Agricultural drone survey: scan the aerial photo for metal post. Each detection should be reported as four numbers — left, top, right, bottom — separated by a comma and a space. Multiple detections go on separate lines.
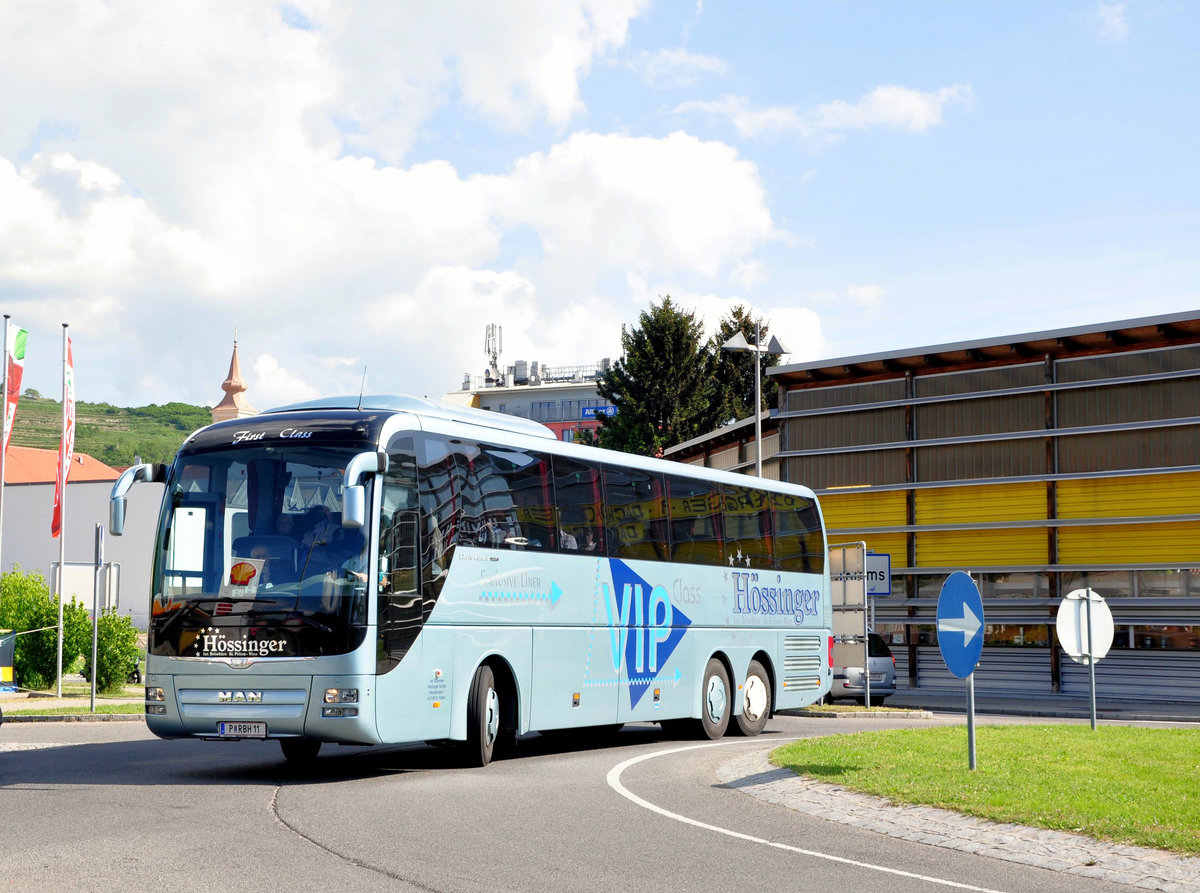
1085, 591, 1097, 731
967, 672, 977, 770
753, 321, 762, 477
0, 315, 9, 574
90, 524, 103, 712
56, 324, 67, 697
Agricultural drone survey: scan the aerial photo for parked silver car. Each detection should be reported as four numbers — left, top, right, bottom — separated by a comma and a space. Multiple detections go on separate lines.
828, 631, 896, 706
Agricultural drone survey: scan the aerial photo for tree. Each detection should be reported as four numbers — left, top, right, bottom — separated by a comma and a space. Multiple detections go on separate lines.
594, 296, 722, 456
711, 304, 782, 424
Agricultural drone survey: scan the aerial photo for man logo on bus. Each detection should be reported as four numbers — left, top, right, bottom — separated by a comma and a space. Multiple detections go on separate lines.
604, 559, 691, 708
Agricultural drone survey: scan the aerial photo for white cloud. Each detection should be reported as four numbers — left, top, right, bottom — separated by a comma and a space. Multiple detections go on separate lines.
674, 85, 974, 142
846, 285, 885, 307
491, 130, 779, 289
1094, 3, 1130, 42
630, 48, 729, 87
252, 354, 323, 407
813, 85, 974, 134
674, 95, 809, 139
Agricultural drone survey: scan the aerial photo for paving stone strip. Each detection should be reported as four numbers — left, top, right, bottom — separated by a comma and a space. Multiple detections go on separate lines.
717, 748, 1200, 893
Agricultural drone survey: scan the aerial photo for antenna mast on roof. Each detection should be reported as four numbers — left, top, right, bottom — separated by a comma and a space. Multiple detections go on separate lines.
485, 323, 503, 381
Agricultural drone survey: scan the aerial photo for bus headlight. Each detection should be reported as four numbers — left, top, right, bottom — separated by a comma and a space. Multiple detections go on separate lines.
322, 706, 359, 718
324, 688, 358, 704
146, 686, 165, 701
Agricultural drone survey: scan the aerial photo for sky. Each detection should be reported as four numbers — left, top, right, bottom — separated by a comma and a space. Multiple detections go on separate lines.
1, 1, 1197, 411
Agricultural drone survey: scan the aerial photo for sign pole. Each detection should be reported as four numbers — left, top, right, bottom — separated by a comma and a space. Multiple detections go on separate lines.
937, 571, 985, 771
90, 524, 103, 712
966, 672, 976, 770
1085, 591, 1097, 731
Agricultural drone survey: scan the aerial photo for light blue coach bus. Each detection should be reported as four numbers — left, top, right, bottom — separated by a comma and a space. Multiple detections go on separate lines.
110, 396, 832, 765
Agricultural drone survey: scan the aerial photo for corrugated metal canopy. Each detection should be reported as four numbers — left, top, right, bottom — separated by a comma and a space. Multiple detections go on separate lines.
771, 310, 1200, 386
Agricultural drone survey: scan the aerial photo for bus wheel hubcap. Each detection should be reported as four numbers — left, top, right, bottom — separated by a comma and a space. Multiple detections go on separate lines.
705, 675, 727, 724
744, 676, 767, 722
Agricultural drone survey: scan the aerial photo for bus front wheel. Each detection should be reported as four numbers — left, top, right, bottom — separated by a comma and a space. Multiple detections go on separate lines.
464, 665, 499, 767
734, 659, 771, 736
699, 657, 731, 740
280, 737, 321, 764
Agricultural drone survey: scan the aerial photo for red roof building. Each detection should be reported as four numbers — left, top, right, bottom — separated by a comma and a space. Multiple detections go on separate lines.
3, 446, 120, 485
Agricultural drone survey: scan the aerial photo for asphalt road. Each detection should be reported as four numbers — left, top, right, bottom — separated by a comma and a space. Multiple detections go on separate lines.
0, 714, 1142, 892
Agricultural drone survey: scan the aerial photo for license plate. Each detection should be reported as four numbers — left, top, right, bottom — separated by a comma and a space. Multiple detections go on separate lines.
217, 721, 267, 738
869, 673, 884, 683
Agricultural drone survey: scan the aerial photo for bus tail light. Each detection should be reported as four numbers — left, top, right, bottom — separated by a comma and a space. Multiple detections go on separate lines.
827, 636, 834, 668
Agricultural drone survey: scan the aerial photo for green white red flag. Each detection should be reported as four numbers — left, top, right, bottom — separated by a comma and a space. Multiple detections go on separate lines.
51, 337, 75, 538
3, 324, 27, 456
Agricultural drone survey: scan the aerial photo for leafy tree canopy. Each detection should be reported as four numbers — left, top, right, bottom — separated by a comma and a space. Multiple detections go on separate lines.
594, 296, 722, 456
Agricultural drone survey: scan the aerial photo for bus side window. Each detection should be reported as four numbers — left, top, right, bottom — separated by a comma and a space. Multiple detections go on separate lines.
722, 484, 773, 569
666, 474, 724, 566
771, 492, 825, 574
603, 466, 667, 562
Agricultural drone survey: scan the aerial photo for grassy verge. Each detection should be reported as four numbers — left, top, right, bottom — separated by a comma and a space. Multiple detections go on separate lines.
772, 725, 1200, 855
2, 703, 144, 716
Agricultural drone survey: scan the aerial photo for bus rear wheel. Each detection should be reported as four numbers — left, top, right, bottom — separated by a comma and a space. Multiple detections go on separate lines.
734, 659, 771, 736
280, 737, 321, 764
463, 665, 499, 767
699, 657, 731, 740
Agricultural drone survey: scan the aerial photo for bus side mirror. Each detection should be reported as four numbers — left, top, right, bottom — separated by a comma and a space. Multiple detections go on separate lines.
342, 451, 389, 529
109, 463, 166, 536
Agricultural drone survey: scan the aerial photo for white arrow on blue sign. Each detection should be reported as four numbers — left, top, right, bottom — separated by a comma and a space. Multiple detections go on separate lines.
937, 571, 985, 679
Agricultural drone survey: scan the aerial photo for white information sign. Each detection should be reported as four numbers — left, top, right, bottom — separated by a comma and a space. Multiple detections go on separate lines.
1056, 588, 1115, 663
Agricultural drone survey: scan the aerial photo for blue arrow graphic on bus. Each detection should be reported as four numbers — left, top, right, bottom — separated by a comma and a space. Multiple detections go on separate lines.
480, 581, 563, 606
937, 604, 982, 644
607, 560, 691, 709
583, 668, 683, 689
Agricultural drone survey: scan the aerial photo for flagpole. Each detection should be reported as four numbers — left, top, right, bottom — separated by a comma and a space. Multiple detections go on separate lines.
0, 315, 8, 574
56, 324, 68, 697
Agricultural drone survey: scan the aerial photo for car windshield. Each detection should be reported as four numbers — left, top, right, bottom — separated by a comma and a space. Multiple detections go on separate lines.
148, 443, 371, 659
867, 633, 892, 658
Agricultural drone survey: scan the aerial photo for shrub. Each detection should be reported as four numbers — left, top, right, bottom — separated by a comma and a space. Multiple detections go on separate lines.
0, 567, 100, 690
83, 608, 140, 693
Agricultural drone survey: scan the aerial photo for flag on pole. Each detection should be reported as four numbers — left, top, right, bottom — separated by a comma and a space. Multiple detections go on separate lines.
3, 324, 27, 456
51, 338, 75, 538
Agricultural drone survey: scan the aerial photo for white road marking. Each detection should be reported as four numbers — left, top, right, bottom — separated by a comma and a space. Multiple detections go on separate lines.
606, 740, 1010, 893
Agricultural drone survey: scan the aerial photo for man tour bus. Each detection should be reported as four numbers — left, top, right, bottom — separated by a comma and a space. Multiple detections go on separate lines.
110, 396, 832, 765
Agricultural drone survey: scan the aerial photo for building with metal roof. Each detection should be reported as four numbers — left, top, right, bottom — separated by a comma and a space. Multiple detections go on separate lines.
667, 310, 1200, 703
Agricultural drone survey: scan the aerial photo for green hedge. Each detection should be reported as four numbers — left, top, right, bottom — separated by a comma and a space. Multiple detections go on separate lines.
0, 567, 128, 691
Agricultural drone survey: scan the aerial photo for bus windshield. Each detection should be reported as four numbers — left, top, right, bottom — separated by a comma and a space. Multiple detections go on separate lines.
148, 443, 372, 659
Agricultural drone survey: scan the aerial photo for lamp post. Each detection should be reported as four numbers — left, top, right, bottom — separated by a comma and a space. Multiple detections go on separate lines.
722, 321, 789, 477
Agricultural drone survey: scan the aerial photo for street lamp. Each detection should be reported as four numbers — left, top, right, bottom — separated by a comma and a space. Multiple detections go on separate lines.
722, 321, 789, 477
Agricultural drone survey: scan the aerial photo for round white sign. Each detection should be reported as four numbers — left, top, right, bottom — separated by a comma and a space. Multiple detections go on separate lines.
1055, 588, 1115, 663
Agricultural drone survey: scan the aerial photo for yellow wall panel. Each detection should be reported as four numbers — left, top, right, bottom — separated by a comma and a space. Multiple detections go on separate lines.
1057, 473, 1200, 520
819, 490, 906, 528
826, 532, 907, 561
1057, 521, 1200, 564
915, 482, 1046, 525
916, 528, 1048, 567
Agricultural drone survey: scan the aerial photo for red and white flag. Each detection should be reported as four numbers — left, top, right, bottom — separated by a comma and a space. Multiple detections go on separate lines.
3, 323, 27, 456
51, 338, 75, 538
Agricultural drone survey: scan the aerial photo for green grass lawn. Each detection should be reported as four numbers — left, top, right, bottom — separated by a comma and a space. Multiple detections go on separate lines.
772, 725, 1200, 855
2, 703, 143, 716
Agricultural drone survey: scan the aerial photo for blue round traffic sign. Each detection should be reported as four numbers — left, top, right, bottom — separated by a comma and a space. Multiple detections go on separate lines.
936, 571, 985, 679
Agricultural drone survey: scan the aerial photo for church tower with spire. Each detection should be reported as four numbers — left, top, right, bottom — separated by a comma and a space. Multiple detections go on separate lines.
211, 340, 258, 424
